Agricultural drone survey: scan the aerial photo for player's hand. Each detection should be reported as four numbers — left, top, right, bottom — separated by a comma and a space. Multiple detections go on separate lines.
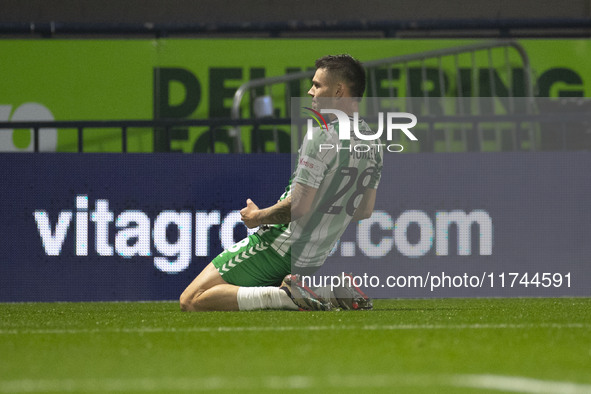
240, 198, 261, 228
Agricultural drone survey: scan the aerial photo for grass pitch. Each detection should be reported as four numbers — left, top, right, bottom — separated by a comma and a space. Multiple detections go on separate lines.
1, 298, 590, 393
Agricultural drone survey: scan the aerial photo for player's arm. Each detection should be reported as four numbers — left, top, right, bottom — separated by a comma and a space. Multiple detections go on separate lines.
351, 188, 377, 222
240, 183, 317, 228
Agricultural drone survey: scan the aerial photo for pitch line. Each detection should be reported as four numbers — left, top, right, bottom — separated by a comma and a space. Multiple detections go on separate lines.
0, 322, 588, 335
454, 374, 591, 394
1, 374, 591, 393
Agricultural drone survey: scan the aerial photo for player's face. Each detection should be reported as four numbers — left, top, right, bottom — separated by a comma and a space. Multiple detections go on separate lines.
308, 68, 338, 110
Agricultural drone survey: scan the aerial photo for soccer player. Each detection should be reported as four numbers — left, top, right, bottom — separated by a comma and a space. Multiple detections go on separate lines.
180, 54, 382, 311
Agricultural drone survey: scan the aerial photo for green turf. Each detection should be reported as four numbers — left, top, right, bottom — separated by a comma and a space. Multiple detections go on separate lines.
1, 298, 590, 393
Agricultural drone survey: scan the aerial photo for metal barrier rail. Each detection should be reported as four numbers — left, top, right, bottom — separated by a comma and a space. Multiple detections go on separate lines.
232, 40, 534, 153
2, 18, 591, 37
0, 118, 291, 153
232, 40, 532, 118
2, 112, 590, 153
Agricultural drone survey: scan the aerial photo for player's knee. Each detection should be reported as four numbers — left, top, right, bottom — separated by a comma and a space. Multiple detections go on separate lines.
180, 286, 209, 312
179, 289, 197, 312
179, 294, 190, 311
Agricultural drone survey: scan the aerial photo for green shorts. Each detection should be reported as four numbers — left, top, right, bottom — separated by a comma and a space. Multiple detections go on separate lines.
212, 231, 290, 287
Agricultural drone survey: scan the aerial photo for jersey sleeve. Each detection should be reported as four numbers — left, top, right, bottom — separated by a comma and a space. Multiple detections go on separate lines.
292, 127, 335, 189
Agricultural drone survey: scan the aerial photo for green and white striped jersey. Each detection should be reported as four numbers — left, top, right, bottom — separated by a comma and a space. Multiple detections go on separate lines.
263, 116, 383, 270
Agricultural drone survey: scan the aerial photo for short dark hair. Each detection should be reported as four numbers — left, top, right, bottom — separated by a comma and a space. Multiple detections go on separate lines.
315, 54, 366, 97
